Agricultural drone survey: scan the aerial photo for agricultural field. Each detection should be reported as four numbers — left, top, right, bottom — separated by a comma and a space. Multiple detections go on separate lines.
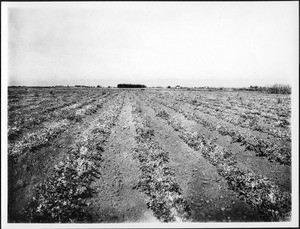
7, 87, 292, 223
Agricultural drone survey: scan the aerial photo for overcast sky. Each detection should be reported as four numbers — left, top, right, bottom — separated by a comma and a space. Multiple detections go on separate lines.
7, 2, 299, 87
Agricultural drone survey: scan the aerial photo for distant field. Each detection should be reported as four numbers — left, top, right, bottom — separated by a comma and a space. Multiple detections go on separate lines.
7, 87, 291, 223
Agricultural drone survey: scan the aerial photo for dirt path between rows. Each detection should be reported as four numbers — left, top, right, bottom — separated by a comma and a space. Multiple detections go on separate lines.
135, 94, 260, 222
87, 94, 158, 223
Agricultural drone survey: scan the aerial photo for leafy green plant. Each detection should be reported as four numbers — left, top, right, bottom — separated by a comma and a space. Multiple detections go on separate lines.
156, 110, 170, 120
23, 151, 100, 223
133, 110, 191, 222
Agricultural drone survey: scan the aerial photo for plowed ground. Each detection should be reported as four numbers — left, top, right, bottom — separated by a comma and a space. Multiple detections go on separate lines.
7, 88, 291, 223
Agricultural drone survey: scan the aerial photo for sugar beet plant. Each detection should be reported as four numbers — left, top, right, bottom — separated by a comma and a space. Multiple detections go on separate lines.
22, 144, 101, 223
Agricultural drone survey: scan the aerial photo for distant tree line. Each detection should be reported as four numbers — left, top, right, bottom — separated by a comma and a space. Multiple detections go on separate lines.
75, 85, 95, 88
117, 84, 146, 88
248, 84, 291, 94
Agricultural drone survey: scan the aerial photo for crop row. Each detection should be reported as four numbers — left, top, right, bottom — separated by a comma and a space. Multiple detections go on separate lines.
8, 87, 107, 111
150, 103, 291, 221
216, 126, 290, 165
8, 91, 76, 112
172, 91, 289, 138
148, 90, 290, 139
8, 91, 114, 141
8, 89, 104, 116
131, 100, 191, 222
8, 92, 117, 167
189, 101, 290, 139
158, 90, 290, 122
8, 94, 111, 218
192, 92, 289, 121
20, 93, 125, 223
143, 94, 291, 166
188, 100, 290, 139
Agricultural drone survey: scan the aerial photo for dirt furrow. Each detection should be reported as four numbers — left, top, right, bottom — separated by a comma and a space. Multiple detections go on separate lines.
87, 93, 157, 223
130, 98, 191, 222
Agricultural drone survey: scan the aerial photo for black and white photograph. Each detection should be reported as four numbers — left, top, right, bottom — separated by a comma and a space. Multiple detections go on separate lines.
1, 1, 299, 228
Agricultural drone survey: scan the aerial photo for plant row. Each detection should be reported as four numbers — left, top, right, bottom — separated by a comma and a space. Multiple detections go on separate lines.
8, 88, 95, 120
153, 90, 290, 121
8, 93, 116, 166
151, 105, 291, 221
144, 95, 291, 166
20, 93, 125, 223
189, 100, 290, 139
131, 101, 191, 222
147, 90, 290, 139
8, 91, 114, 141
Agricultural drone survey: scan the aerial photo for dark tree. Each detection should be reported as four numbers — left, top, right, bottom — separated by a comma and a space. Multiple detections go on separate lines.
117, 84, 146, 88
